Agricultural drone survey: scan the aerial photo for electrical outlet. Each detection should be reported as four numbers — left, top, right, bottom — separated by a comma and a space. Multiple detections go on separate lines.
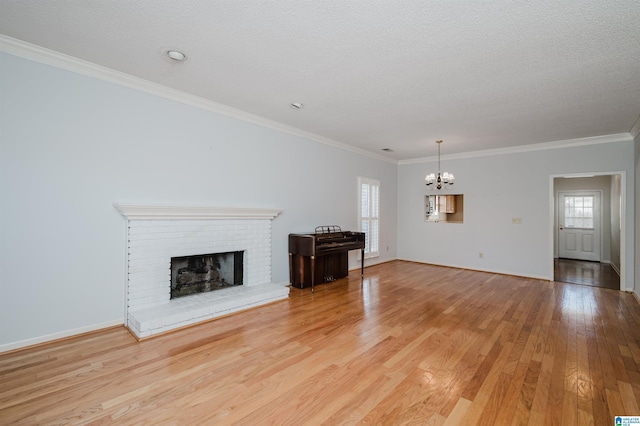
512, 217, 522, 225
479, 252, 484, 259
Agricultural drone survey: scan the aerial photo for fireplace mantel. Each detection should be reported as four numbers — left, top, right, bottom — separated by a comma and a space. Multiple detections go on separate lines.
114, 203, 282, 220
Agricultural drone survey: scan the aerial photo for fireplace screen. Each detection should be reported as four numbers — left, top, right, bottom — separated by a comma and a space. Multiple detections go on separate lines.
170, 251, 244, 299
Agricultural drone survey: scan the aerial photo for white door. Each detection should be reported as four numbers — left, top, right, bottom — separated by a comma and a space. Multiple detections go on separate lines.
558, 191, 601, 261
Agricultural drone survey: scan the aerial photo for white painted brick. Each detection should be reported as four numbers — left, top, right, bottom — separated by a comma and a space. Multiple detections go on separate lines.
125, 215, 279, 337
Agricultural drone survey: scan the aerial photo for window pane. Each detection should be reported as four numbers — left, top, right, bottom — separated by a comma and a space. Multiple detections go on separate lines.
372, 185, 379, 217
371, 220, 379, 252
584, 196, 593, 207
564, 195, 595, 229
361, 184, 369, 217
359, 177, 380, 258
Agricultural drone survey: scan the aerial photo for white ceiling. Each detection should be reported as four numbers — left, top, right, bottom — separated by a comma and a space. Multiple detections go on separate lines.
1, 1, 639, 160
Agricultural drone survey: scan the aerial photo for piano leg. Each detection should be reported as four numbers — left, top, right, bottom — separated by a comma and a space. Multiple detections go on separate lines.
361, 249, 365, 279
311, 255, 316, 293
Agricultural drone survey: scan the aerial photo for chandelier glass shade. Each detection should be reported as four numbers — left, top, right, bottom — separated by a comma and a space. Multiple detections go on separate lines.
425, 140, 454, 190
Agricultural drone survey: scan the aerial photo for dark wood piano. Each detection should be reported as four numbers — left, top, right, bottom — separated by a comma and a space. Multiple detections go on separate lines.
289, 226, 365, 292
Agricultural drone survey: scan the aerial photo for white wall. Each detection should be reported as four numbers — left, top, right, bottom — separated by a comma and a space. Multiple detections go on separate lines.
0, 53, 398, 349
635, 131, 640, 297
397, 141, 635, 287
610, 174, 622, 272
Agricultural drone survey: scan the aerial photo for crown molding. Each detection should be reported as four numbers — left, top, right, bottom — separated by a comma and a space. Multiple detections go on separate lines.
0, 35, 396, 165
114, 204, 282, 220
3, 35, 634, 166
398, 133, 634, 165
630, 114, 640, 139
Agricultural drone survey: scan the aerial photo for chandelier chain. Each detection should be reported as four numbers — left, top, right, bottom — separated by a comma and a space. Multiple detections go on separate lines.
425, 139, 454, 190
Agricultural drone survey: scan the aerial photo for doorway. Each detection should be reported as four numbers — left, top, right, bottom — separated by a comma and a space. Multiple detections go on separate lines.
552, 174, 623, 290
557, 191, 602, 261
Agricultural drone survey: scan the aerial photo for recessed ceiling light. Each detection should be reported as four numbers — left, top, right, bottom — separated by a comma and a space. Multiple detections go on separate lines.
381, 148, 394, 152
290, 102, 304, 109
167, 50, 186, 61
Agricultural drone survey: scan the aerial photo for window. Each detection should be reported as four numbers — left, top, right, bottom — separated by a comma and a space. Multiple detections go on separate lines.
564, 195, 594, 229
358, 177, 379, 258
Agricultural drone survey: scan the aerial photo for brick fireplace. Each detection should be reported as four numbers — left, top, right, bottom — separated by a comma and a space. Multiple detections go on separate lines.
114, 204, 289, 339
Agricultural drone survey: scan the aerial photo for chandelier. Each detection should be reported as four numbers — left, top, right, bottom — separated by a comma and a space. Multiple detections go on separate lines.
425, 140, 454, 190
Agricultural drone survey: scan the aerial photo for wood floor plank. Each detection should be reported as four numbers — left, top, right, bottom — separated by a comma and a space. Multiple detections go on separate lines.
526, 318, 559, 426
545, 312, 568, 425
512, 359, 541, 425
442, 397, 472, 426
605, 388, 626, 420
618, 380, 640, 414
1, 260, 640, 425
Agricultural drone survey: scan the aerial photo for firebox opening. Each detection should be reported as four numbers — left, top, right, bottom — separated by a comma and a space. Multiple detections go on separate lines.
170, 251, 244, 299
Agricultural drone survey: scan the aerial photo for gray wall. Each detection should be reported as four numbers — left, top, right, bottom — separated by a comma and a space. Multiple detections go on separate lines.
610, 174, 622, 272
0, 53, 398, 349
397, 142, 635, 286
635, 130, 640, 295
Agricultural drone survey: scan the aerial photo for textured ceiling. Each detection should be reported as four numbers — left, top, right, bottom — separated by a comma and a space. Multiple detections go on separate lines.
1, 1, 639, 160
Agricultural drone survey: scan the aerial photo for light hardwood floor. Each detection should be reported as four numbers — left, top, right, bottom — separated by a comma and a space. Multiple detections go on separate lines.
2, 261, 640, 425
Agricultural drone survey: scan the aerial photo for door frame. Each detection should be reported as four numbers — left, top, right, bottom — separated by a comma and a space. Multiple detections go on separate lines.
548, 171, 626, 291
556, 189, 603, 261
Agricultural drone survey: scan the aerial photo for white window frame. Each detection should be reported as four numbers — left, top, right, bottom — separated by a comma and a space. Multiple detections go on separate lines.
358, 177, 380, 259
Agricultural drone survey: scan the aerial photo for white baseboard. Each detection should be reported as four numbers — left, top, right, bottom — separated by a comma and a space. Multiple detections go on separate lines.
349, 257, 398, 271
398, 258, 551, 281
0, 319, 124, 354
610, 262, 621, 277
